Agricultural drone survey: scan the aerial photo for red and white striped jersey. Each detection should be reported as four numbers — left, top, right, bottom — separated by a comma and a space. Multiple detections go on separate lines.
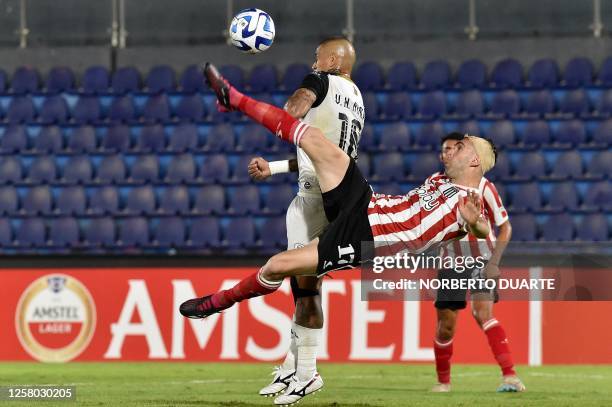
367, 173, 484, 254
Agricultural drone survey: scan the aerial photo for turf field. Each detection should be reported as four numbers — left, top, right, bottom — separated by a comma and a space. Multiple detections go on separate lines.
1, 362, 611, 406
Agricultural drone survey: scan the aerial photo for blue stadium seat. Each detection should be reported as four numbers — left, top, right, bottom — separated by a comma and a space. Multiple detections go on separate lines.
230, 155, 254, 183
228, 185, 260, 215
525, 90, 555, 117
248, 64, 278, 92
374, 183, 402, 195
415, 121, 444, 149
63, 155, 93, 184
592, 119, 612, 145
68, 125, 97, 153
458, 120, 481, 136
73, 96, 102, 124
487, 152, 510, 181
554, 120, 586, 146
563, 57, 593, 87
421, 60, 451, 90
137, 124, 166, 152
108, 95, 136, 122
236, 124, 269, 152
28, 156, 57, 183
145, 65, 176, 93
510, 182, 542, 212
456, 59, 487, 89
0, 156, 23, 183
0, 218, 12, 246
418, 91, 446, 118
143, 94, 171, 122
82, 66, 110, 94
159, 186, 190, 215
281, 63, 310, 91
224, 217, 256, 249
0, 186, 18, 215
259, 216, 287, 251
359, 123, 376, 151
488, 120, 515, 148
39, 95, 69, 124
119, 217, 150, 246
205, 123, 235, 152
357, 153, 370, 177
490, 90, 520, 117
168, 123, 198, 152
578, 214, 609, 241
11, 66, 40, 94
193, 185, 225, 214
354, 62, 384, 91
541, 213, 574, 241
363, 92, 379, 121
491, 58, 523, 88
56, 186, 87, 215
219, 65, 245, 91
22, 186, 53, 215
371, 152, 405, 181
15, 218, 46, 247
383, 92, 413, 119
596, 89, 612, 116
586, 151, 612, 179
379, 122, 411, 151
96, 155, 127, 183
130, 155, 159, 183
49, 217, 80, 247
527, 59, 560, 88
179, 65, 205, 93
89, 186, 119, 214
175, 94, 205, 121
409, 153, 440, 180
46, 67, 75, 93
583, 181, 611, 211
188, 217, 220, 247
551, 151, 583, 179
599, 57, 612, 86
514, 151, 547, 180
510, 214, 537, 241
85, 217, 115, 247
547, 181, 579, 211
263, 184, 294, 214
166, 153, 197, 183
521, 120, 550, 146
387, 62, 417, 91
126, 186, 156, 215
7, 96, 36, 123
33, 125, 64, 153
559, 89, 591, 116
154, 217, 185, 247
1, 125, 28, 153
111, 66, 141, 94
455, 89, 484, 118
101, 124, 131, 152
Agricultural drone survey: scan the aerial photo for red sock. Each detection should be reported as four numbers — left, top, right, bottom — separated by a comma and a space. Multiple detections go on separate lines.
228, 87, 309, 145
211, 268, 282, 309
483, 318, 516, 376
433, 338, 453, 384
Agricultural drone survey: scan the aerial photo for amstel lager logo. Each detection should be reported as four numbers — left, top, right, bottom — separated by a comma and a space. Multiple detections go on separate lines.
15, 274, 96, 362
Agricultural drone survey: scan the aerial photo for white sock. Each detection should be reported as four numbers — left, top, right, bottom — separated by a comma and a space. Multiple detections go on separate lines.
294, 322, 321, 381
280, 326, 297, 372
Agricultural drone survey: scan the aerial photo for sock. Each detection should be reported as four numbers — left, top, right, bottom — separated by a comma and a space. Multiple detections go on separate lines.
433, 338, 453, 384
280, 320, 298, 372
482, 318, 516, 377
294, 322, 321, 381
228, 86, 309, 145
210, 268, 282, 309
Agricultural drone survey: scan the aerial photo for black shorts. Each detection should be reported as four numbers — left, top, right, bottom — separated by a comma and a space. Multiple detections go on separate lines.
316, 159, 373, 276
434, 264, 499, 310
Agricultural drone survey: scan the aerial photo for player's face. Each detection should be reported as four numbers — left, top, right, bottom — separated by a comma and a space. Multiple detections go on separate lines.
312, 45, 336, 73
441, 139, 478, 178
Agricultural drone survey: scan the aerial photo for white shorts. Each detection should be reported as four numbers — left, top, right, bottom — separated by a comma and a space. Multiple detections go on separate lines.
286, 195, 329, 249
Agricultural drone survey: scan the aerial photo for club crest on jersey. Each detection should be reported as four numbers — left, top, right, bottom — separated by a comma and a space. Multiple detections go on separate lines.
415, 186, 441, 211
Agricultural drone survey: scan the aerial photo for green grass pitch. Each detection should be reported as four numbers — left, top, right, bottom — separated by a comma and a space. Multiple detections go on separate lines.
1, 362, 611, 406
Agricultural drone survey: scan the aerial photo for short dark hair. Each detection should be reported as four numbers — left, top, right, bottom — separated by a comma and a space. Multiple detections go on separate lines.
440, 132, 498, 161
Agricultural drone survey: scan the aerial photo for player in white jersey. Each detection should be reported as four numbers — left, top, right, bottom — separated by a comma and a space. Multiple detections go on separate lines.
430, 133, 524, 393
247, 37, 364, 405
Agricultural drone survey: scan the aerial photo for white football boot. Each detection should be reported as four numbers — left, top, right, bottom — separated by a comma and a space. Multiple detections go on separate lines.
274, 373, 323, 406
430, 382, 451, 392
259, 366, 296, 397
497, 375, 526, 392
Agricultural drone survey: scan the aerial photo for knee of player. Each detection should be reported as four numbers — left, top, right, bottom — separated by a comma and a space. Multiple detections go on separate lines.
472, 308, 492, 326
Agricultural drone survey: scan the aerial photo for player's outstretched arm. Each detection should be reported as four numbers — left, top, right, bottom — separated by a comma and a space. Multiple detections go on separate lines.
285, 88, 317, 119
458, 191, 490, 239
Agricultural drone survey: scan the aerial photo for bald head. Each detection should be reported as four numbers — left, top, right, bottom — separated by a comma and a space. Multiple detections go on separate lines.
312, 37, 356, 76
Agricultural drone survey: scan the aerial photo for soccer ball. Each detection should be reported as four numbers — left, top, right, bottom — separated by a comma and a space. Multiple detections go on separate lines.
229, 8, 275, 54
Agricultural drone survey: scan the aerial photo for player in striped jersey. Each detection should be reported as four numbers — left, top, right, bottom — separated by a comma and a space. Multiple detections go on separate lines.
430, 133, 524, 393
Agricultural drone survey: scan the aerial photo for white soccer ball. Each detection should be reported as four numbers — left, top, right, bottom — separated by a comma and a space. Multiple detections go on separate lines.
229, 8, 275, 54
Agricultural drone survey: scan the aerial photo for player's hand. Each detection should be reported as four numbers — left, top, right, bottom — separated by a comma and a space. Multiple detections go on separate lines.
458, 190, 482, 227
248, 157, 271, 181
484, 262, 500, 279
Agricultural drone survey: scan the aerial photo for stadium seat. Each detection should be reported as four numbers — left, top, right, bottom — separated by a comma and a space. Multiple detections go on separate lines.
490, 89, 520, 117
415, 121, 444, 149
67, 126, 97, 153
125, 186, 157, 215
592, 119, 612, 145
39, 95, 70, 124
159, 185, 190, 215
547, 181, 579, 211
48, 217, 80, 247
375, 183, 402, 195
219, 65, 245, 91
96, 155, 127, 184
510, 182, 542, 212
63, 155, 94, 184
490, 58, 523, 88
168, 123, 199, 152
101, 124, 131, 152
119, 217, 150, 246
33, 125, 64, 153
354, 61, 384, 91
45, 67, 75, 93
378, 122, 411, 151
85, 217, 116, 247
541, 213, 575, 241
179, 65, 205, 93
359, 123, 377, 151
154, 217, 185, 247
551, 151, 583, 179
73, 96, 102, 124
205, 123, 235, 152
387, 62, 417, 91
11, 66, 40, 94
56, 186, 87, 215
166, 153, 197, 183
455, 89, 484, 118
7, 96, 36, 123
230, 155, 254, 183
15, 218, 46, 247
0, 156, 23, 183
521, 120, 551, 146
577, 214, 609, 241
554, 120, 586, 146
281, 63, 311, 91
456, 59, 487, 89
514, 151, 547, 180
363, 92, 380, 121
259, 216, 287, 251
193, 185, 225, 214
421, 60, 451, 90
143, 94, 171, 122
418, 91, 446, 118
111, 66, 141, 94
488, 120, 515, 148
175, 94, 205, 121
188, 217, 220, 247
598, 57, 612, 86
263, 184, 295, 214
228, 185, 260, 215
563, 57, 593, 87
236, 124, 269, 152
586, 151, 612, 179
248, 64, 278, 92
409, 153, 440, 180
0, 186, 18, 215
509, 213, 537, 241
371, 152, 405, 181
145, 65, 176, 93
82, 66, 110, 94
0, 125, 28, 153
486, 152, 510, 181
22, 186, 53, 215
0, 218, 13, 246
559, 89, 591, 116
356, 153, 370, 177
108, 95, 136, 122
224, 217, 256, 249
527, 59, 560, 88
28, 156, 57, 183
89, 186, 119, 214
130, 155, 159, 183
137, 124, 166, 152
457, 120, 481, 136
583, 181, 611, 210
525, 90, 555, 117
596, 89, 612, 116
383, 92, 413, 119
